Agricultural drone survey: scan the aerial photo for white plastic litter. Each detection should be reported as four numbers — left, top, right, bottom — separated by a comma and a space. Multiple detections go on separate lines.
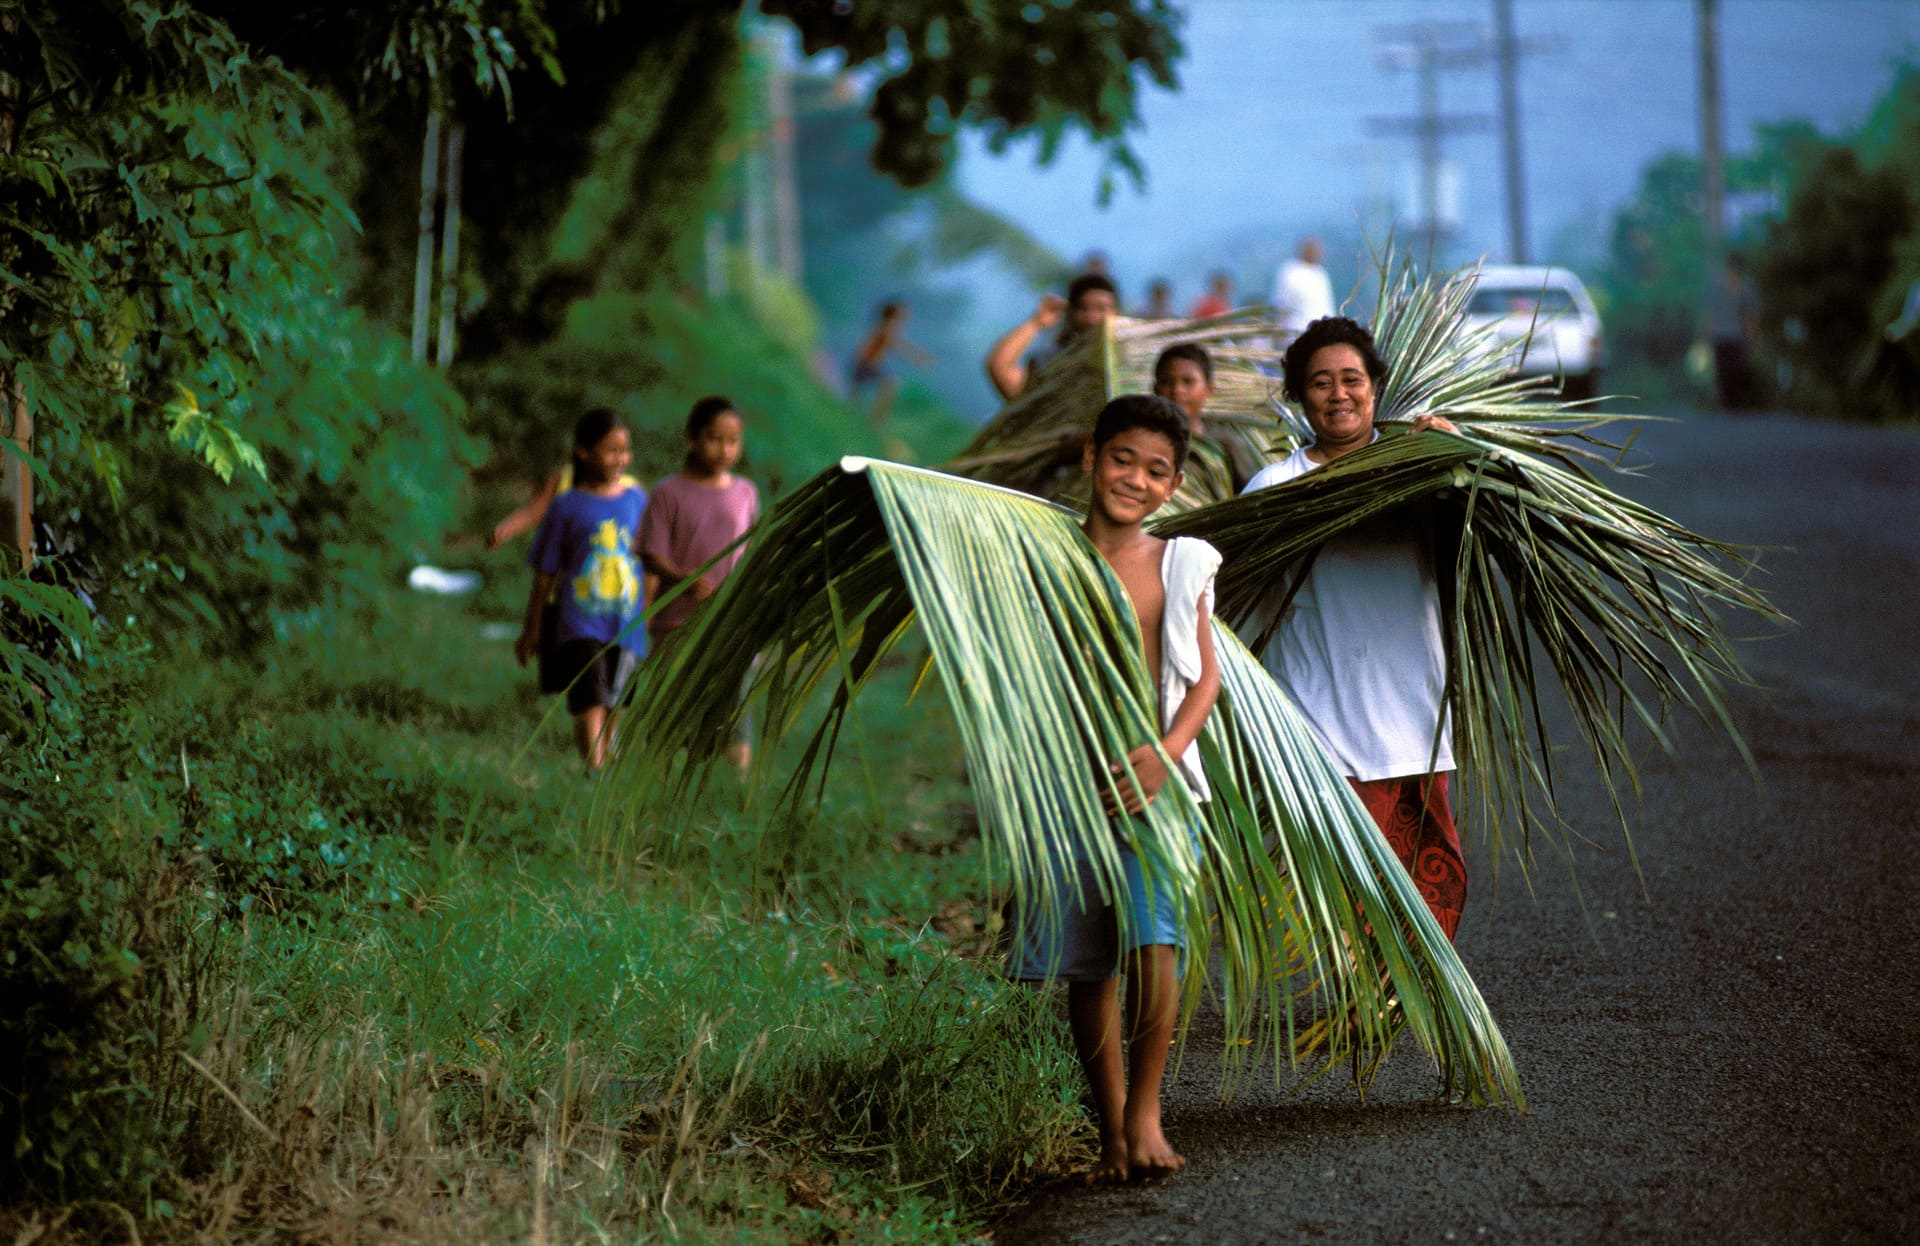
407, 565, 483, 596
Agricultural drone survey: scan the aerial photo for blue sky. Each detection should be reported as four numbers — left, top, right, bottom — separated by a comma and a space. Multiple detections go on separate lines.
954, 0, 1920, 306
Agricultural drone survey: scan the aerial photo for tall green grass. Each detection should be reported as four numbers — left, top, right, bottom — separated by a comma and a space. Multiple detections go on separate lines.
2, 588, 1087, 1242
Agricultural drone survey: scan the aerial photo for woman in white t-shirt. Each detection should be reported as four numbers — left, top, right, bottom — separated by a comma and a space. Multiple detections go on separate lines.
1241, 316, 1470, 940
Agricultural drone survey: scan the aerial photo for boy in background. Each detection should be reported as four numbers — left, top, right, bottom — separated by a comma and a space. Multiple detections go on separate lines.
849, 301, 933, 427
1153, 343, 1266, 494
984, 273, 1120, 400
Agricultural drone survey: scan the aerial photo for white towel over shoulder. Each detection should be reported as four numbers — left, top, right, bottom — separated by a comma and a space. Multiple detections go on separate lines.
1158, 535, 1222, 801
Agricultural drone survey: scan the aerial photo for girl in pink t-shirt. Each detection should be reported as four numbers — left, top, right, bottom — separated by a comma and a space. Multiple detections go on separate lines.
637, 395, 760, 765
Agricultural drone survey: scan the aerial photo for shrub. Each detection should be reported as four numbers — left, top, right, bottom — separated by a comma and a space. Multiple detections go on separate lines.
0, 627, 197, 1204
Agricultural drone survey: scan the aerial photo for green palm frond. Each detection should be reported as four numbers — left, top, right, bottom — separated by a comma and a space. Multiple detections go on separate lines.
1159, 257, 1789, 869
597, 457, 1524, 1106
1368, 255, 1627, 457
943, 312, 1295, 511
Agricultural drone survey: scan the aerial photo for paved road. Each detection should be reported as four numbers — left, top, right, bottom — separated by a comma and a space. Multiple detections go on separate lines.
996, 411, 1920, 1245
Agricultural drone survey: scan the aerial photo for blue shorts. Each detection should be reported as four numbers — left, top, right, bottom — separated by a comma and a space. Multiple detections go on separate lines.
1010, 821, 1201, 983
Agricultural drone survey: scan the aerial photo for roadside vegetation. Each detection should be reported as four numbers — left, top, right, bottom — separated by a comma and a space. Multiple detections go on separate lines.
1594, 61, 1920, 416
4, 586, 1093, 1243
4, 6, 1178, 1233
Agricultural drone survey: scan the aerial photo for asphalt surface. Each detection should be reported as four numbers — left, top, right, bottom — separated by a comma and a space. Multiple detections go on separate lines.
995, 410, 1920, 1245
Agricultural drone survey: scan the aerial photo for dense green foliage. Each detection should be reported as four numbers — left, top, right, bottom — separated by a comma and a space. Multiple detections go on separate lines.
0, 1, 481, 677
766, 0, 1183, 192
1, 0, 1191, 1231
1597, 62, 1920, 418
1751, 66, 1920, 420
1, 593, 1087, 1236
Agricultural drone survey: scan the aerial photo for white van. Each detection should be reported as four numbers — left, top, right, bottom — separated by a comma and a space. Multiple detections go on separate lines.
1464, 265, 1605, 400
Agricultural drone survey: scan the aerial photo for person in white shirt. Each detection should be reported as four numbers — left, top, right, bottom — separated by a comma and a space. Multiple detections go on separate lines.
1271, 236, 1335, 346
1240, 316, 1468, 939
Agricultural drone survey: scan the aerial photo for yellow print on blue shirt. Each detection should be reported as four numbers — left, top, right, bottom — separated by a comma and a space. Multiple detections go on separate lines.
572, 518, 641, 617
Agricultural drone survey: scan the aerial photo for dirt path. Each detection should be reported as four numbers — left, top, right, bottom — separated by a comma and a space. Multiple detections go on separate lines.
994, 411, 1920, 1245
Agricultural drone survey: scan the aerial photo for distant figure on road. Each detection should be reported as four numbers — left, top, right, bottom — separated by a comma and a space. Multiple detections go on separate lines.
1241, 317, 1467, 940
985, 273, 1119, 400
849, 300, 932, 428
1190, 269, 1234, 319
1708, 255, 1761, 412
1135, 278, 1175, 320
1272, 237, 1335, 347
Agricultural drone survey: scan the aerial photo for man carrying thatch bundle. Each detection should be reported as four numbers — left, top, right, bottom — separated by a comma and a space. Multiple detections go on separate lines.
984, 273, 1119, 400
1242, 316, 1468, 939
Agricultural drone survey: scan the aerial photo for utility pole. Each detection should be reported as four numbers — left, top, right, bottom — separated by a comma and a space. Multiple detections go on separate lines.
1367, 23, 1492, 266
1493, 0, 1530, 264
763, 31, 803, 286
1368, 17, 1561, 267
1698, 0, 1725, 317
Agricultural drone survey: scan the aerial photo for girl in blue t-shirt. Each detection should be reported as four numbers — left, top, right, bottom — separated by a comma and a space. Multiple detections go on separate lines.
515, 409, 647, 771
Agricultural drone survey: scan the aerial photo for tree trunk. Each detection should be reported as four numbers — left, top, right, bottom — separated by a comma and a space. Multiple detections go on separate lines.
434, 121, 464, 370
411, 109, 443, 363
3, 381, 27, 573
1, 12, 30, 570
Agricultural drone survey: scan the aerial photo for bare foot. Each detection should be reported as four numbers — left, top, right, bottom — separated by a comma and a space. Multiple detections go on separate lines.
1125, 1122, 1186, 1180
1085, 1132, 1130, 1185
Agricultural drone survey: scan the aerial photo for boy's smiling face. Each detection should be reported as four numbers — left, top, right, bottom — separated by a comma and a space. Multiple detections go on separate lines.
1083, 426, 1183, 527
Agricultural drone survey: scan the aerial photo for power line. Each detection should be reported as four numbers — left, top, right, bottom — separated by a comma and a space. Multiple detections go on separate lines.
1365, 15, 1562, 266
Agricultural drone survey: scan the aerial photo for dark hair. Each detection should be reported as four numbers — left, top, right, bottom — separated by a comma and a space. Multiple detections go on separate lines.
685, 394, 739, 440
1154, 342, 1213, 386
1281, 316, 1389, 405
573, 406, 623, 451
1067, 272, 1118, 310
878, 300, 903, 319
1091, 394, 1191, 471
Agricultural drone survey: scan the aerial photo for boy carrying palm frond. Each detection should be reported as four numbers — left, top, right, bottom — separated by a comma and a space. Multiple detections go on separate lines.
1011, 394, 1222, 1184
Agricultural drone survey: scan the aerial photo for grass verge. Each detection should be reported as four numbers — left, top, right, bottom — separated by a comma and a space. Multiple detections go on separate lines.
2, 587, 1089, 1243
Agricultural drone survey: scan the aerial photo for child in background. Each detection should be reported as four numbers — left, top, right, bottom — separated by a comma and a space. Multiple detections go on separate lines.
1152, 343, 1214, 434
485, 453, 643, 551
1013, 394, 1221, 1184
638, 395, 761, 769
514, 409, 647, 772
849, 301, 933, 428
1153, 343, 1266, 494
1134, 277, 1175, 320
